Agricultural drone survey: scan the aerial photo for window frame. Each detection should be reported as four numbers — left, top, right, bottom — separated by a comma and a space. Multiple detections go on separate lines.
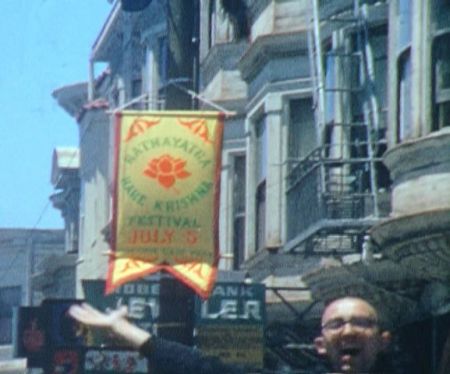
0, 286, 22, 344
397, 49, 412, 141
254, 115, 267, 252
231, 153, 246, 269
432, 32, 450, 131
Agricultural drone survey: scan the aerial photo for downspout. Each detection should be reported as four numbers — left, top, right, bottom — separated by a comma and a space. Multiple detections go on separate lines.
88, 59, 95, 102
191, 0, 200, 109
25, 237, 33, 305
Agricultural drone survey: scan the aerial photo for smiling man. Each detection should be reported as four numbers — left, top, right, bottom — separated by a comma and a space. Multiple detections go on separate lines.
314, 297, 392, 373
69, 296, 395, 373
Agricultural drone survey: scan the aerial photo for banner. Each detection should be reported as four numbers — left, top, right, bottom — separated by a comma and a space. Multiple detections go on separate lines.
107, 111, 224, 298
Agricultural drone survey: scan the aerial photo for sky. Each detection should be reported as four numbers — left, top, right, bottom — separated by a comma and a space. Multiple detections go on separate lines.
0, 0, 112, 229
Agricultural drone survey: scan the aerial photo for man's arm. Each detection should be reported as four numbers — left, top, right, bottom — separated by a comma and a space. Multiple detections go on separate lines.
68, 303, 150, 349
68, 303, 244, 374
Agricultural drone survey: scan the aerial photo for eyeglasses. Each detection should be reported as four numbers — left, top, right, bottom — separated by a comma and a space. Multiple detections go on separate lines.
321, 317, 378, 332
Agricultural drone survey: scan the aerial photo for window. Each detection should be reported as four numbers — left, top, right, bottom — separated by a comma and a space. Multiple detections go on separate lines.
158, 36, 168, 88
131, 78, 143, 109
324, 49, 336, 125
111, 87, 120, 108
145, 48, 157, 109
232, 155, 246, 269
433, 33, 450, 131
368, 26, 388, 129
208, 0, 217, 49
221, 0, 249, 41
110, 76, 125, 109
78, 183, 85, 256
255, 117, 267, 252
432, 0, 450, 30
0, 286, 21, 344
397, 51, 412, 141
397, 0, 412, 48
350, 26, 387, 128
288, 98, 315, 168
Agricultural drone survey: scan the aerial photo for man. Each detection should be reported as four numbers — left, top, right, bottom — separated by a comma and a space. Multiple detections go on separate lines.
69, 303, 245, 373
314, 297, 392, 373
69, 296, 393, 373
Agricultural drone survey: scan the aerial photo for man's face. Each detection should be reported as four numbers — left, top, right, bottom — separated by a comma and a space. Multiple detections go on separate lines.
314, 297, 390, 373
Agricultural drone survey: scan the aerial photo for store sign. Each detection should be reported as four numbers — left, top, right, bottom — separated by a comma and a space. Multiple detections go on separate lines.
84, 348, 148, 373
49, 348, 82, 374
83, 280, 160, 342
13, 307, 48, 368
42, 299, 87, 348
14, 300, 86, 369
196, 325, 264, 367
196, 282, 265, 325
195, 282, 265, 368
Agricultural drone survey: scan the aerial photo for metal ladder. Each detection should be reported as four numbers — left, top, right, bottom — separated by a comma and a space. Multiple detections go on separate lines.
307, 0, 381, 217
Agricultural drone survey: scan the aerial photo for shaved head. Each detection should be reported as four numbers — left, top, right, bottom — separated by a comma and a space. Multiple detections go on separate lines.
321, 297, 378, 326
315, 297, 390, 373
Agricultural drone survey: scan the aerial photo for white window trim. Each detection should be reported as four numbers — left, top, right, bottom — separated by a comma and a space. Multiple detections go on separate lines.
244, 89, 315, 257
219, 149, 246, 270
245, 93, 285, 257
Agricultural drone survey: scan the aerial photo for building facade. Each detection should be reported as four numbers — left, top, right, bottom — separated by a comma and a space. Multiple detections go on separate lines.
53, 0, 450, 371
0, 229, 65, 345
54, 0, 197, 296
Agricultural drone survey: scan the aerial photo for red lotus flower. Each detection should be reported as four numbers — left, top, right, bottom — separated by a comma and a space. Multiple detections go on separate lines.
143, 154, 191, 188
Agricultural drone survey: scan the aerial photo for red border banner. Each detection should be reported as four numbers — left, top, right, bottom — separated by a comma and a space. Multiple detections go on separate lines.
106, 111, 224, 299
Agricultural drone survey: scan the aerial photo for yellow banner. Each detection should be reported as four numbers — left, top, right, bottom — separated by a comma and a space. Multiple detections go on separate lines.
106, 111, 224, 298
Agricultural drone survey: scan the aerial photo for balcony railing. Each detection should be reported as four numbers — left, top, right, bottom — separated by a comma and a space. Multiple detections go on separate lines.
286, 137, 389, 245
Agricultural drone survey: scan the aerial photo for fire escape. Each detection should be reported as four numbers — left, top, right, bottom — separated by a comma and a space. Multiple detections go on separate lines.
264, 1, 390, 370
285, 0, 389, 255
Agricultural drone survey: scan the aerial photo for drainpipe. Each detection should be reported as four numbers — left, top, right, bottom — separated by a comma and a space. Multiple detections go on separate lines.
25, 237, 33, 305
191, 0, 200, 109
88, 59, 95, 101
